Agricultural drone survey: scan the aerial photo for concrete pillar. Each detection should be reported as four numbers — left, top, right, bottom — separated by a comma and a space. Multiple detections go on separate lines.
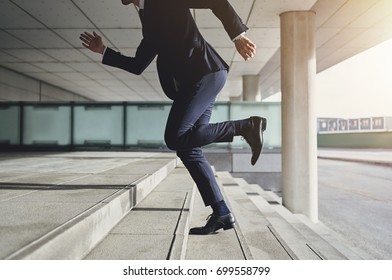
243, 75, 261, 101
280, 11, 318, 222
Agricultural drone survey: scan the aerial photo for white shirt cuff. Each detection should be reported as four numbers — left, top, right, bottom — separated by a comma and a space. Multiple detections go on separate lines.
139, 0, 145, 9
232, 32, 245, 42
101, 46, 108, 62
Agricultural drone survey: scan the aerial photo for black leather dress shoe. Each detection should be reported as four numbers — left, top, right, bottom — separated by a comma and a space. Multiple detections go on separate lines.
242, 116, 267, 165
189, 213, 235, 235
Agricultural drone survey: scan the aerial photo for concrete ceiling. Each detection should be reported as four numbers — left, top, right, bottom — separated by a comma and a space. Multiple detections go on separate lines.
0, 0, 392, 101
260, 0, 392, 99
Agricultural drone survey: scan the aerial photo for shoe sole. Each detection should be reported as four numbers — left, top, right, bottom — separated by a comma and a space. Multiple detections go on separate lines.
250, 117, 267, 166
223, 223, 235, 230
189, 222, 235, 234
261, 117, 267, 131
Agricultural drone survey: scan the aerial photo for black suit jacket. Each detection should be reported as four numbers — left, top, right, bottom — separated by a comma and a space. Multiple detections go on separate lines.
102, 0, 248, 99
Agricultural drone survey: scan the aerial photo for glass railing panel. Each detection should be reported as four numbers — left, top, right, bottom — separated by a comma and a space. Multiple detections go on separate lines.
126, 103, 171, 147
23, 105, 71, 145
230, 102, 282, 149
207, 103, 230, 148
73, 104, 123, 146
0, 101, 282, 149
0, 104, 20, 145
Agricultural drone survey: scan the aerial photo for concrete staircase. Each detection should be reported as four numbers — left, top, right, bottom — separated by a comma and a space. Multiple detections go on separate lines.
0, 152, 178, 259
0, 152, 368, 260
217, 172, 368, 260
85, 166, 195, 260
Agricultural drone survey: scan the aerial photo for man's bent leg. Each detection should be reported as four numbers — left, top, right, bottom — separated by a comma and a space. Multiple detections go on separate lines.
164, 70, 235, 151
177, 148, 223, 206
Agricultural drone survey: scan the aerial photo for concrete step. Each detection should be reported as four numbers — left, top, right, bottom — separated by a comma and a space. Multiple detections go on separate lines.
294, 214, 371, 259
244, 184, 366, 259
244, 185, 349, 259
85, 166, 196, 260
221, 178, 321, 259
222, 186, 293, 259
214, 172, 291, 259
185, 186, 247, 260
2, 153, 178, 259
216, 172, 360, 260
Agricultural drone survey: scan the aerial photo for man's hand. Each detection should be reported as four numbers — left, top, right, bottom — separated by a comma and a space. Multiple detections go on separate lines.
234, 35, 256, 61
80, 31, 105, 54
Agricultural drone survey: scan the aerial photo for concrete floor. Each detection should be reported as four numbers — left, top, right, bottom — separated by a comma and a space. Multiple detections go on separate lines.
1, 149, 388, 260
0, 151, 179, 259
318, 159, 392, 259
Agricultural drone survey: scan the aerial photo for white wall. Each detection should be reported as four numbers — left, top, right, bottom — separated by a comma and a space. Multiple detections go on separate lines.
0, 66, 90, 102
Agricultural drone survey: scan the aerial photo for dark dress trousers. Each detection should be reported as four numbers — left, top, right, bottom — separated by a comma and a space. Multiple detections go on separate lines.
102, 0, 248, 206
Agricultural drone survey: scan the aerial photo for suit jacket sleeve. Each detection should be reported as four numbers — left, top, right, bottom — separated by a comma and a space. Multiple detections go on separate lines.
185, 0, 248, 40
102, 38, 157, 75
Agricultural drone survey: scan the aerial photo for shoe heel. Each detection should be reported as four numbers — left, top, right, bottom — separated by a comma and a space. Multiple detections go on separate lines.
223, 223, 234, 230
261, 117, 267, 131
